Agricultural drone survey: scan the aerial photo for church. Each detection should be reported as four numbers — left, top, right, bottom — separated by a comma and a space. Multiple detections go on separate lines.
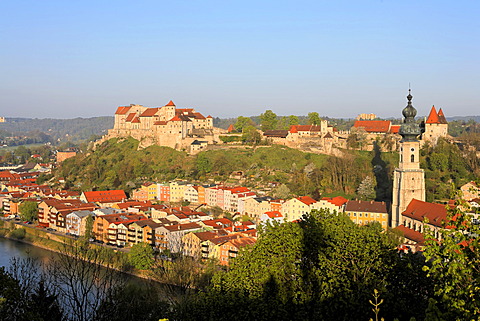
391, 91, 450, 251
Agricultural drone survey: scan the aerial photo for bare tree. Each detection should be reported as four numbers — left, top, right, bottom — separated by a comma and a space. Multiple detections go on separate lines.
48, 240, 126, 321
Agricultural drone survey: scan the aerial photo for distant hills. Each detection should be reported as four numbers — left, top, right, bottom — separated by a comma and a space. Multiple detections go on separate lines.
0, 117, 114, 144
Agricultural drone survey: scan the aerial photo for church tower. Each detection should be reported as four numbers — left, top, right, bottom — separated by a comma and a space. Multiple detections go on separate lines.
391, 90, 426, 227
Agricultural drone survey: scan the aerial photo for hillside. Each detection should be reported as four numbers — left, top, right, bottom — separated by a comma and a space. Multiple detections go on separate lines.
55, 138, 399, 200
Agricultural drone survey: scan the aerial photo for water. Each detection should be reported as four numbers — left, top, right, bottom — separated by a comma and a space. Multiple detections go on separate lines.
0, 237, 56, 269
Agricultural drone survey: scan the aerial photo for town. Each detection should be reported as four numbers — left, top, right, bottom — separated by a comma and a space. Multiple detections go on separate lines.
1, 91, 479, 267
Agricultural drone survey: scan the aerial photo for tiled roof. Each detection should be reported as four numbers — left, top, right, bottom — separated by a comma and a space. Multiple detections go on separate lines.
227, 237, 256, 248
290, 125, 322, 132
321, 196, 348, 207
297, 196, 317, 206
83, 190, 127, 203
265, 211, 282, 218
437, 108, 448, 124
154, 121, 167, 125
131, 117, 140, 123
345, 200, 388, 213
227, 124, 235, 133
390, 125, 400, 134
164, 222, 201, 232
402, 199, 448, 228
426, 106, 440, 124
139, 108, 160, 117
115, 106, 132, 115
125, 113, 136, 122
324, 132, 333, 138
395, 224, 425, 244
165, 100, 176, 106
353, 120, 391, 133
263, 130, 289, 138
193, 231, 218, 241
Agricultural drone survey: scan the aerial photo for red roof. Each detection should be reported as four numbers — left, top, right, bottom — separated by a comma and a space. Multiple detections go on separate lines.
437, 108, 448, 124
297, 196, 317, 206
390, 125, 400, 134
290, 125, 322, 132
402, 199, 448, 228
321, 196, 348, 207
131, 117, 140, 123
115, 106, 132, 115
289, 125, 298, 133
139, 108, 159, 117
426, 106, 440, 124
227, 124, 235, 133
265, 211, 282, 218
170, 115, 182, 121
395, 224, 425, 244
154, 121, 167, 125
353, 120, 391, 133
166, 100, 176, 106
125, 113, 136, 122
82, 190, 127, 203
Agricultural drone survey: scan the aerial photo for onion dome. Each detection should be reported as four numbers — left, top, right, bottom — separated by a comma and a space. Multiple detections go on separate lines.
399, 90, 423, 142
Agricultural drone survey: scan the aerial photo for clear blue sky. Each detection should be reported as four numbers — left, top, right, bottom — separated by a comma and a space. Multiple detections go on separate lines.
1, 0, 479, 119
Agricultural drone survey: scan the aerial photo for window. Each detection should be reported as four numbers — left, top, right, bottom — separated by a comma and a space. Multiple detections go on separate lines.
411, 154, 415, 162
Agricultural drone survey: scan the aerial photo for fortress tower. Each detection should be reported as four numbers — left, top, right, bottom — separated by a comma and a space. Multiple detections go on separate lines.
391, 90, 426, 227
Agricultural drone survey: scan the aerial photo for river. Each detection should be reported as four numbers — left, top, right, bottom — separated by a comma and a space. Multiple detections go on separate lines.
0, 236, 55, 269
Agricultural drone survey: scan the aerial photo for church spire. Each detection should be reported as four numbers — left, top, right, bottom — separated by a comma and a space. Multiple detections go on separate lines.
399, 90, 423, 142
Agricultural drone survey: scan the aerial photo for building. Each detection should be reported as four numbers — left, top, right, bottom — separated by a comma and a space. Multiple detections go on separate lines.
102, 101, 219, 151
392, 90, 426, 227
281, 196, 318, 221
344, 200, 389, 229
423, 106, 448, 145
80, 190, 127, 207
218, 237, 256, 266
56, 151, 77, 163
460, 181, 479, 201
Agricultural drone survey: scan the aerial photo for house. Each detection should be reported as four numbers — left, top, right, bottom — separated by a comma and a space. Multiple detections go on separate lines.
155, 222, 202, 253
80, 190, 127, 207
394, 199, 449, 251
183, 185, 199, 204
38, 198, 97, 230
316, 196, 349, 214
344, 200, 389, 229
182, 231, 218, 259
56, 151, 76, 163
92, 213, 146, 244
66, 210, 94, 236
281, 196, 318, 221
260, 211, 283, 224
200, 233, 243, 260
460, 181, 479, 201
127, 219, 165, 247
218, 237, 256, 266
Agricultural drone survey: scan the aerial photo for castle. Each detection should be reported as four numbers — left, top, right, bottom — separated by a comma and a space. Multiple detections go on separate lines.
103, 101, 222, 151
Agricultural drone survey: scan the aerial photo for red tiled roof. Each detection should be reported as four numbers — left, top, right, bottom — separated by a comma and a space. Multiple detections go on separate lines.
321, 196, 348, 207
193, 112, 206, 120
227, 237, 256, 248
125, 113, 136, 122
290, 125, 322, 132
165, 222, 201, 232
207, 115, 212, 119
426, 106, 440, 124
166, 100, 175, 106
227, 124, 235, 133
139, 108, 160, 117
390, 125, 400, 134
402, 199, 448, 228
115, 106, 132, 115
324, 132, 333, 138
395, 224, 425, 244
131, 117, 140, 123
353, 120, 391, 133
297, 196, 317, 206
154, 121, 167, 125
437, 108, 448, 124
82, 190, 127, 203
265, 211, 282, 218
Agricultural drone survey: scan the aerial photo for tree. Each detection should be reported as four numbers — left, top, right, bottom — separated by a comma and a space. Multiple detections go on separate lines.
273, 184, 291, 199
18, 201, 38, 222
288, 115, 299, 127
186, 210, 401, 320
128, 242, 155, 270
242, 126, 262, 145
260, 110, 278, 131
423, 203, 480, 320
357, 176, 376, 200
307, 112, 321, 126
234, 116, 255, 132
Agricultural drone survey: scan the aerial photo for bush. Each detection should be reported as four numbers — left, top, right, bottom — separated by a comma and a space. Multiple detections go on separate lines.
10, 227, 26, 240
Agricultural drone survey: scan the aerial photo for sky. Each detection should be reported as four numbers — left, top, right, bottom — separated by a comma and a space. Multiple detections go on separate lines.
0, 0, 479, 119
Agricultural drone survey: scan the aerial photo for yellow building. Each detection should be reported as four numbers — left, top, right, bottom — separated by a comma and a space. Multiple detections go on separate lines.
344, 200, 389, 229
